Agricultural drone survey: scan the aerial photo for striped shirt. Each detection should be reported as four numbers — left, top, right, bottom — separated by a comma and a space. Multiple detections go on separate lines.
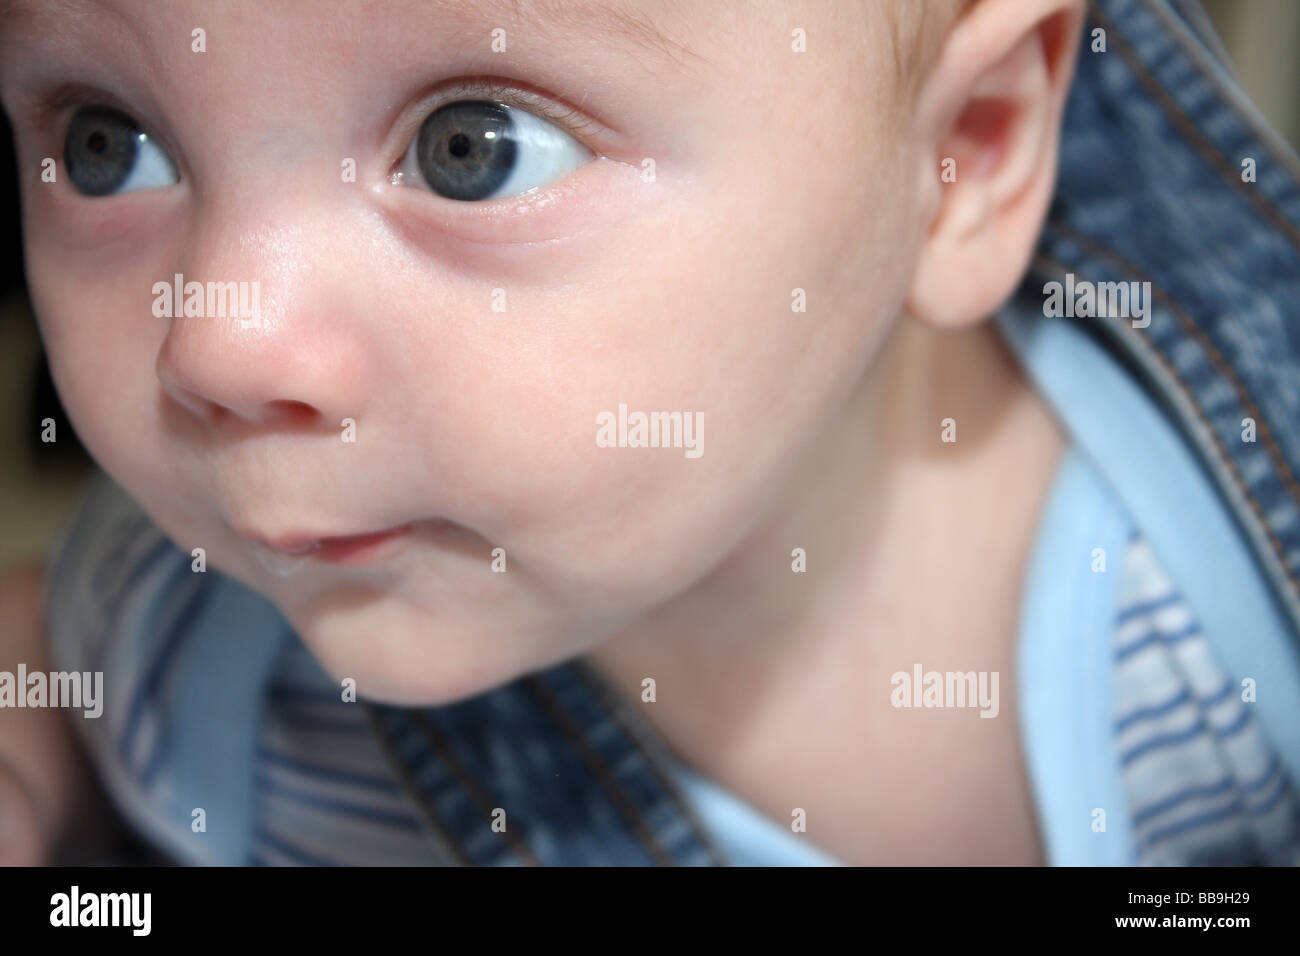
1113, 537, 1300, 865
42, 466, 1300, 865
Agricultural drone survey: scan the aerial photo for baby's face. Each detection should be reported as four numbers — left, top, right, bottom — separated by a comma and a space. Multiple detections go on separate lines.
2, 0, 926, 703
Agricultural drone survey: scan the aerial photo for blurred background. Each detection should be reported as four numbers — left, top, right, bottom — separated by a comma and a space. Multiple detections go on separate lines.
0, 0, 1298, 570
1202, 0, 1300, 149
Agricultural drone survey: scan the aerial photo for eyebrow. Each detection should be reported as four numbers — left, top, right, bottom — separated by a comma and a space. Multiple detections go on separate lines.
1, 0, 703, 70
0, 0, 79, 22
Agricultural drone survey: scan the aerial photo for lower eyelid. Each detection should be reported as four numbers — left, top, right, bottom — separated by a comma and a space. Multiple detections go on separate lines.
33, 177, 187, 251
376, 155, 644, 247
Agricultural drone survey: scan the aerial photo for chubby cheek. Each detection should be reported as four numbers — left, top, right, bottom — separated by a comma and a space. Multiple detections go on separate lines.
404, 191, 886, 614
27, 255, 177, 499
430, 192, 900, 621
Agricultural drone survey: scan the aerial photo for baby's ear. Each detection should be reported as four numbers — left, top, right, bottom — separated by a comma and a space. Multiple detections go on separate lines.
905, 0, 1084, 330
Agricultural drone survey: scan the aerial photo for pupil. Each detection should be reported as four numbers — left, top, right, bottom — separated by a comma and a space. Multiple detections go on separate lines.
87, 130, 107, 154
415, 100, 516, 201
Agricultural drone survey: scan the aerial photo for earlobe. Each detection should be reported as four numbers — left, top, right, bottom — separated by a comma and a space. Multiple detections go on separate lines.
905, 0, 1085, 331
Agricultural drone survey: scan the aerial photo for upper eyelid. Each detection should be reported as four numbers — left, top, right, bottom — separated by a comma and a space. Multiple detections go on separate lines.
15, 76, 615, 191
386, 77, 615, 160
20, 82, 146, 132
21, 83, 188, 176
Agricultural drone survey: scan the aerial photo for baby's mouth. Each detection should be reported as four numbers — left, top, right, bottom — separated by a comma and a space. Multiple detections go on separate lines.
252, 542, 313, 577
247, 524, 416, 576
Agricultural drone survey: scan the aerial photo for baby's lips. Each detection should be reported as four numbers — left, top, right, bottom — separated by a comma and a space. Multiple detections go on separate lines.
246, 523, 417, 573
251, 541, 314, 578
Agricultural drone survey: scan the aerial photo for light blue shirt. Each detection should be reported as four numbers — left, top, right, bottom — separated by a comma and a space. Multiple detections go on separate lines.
665, 310, 1300, 866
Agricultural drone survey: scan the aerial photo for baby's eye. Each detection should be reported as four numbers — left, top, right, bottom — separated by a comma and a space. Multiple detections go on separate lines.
63, 105, 179, 197
399, 99, 593, 202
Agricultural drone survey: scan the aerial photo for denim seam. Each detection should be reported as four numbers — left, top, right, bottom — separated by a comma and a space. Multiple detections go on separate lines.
1034, 236, 1300, 613
1146, 0, 1300, 179
568, 658, 733, 866
1164, 0, 1238, 79
1045, 220, 1300, 536
361, 704, 473, 866
407, 710, 542, 866
1086, 0, 1300, 249
522, 673, 675, 865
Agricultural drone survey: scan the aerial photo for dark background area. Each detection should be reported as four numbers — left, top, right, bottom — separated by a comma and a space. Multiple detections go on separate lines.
1, 106, 95, 570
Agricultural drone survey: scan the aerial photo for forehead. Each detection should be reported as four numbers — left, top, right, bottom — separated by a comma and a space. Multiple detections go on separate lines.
0, 0, 701, 64
0, 0, 897, 158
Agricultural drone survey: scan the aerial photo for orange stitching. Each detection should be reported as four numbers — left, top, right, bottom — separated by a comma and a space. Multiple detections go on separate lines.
523, 673, 676, 866
360, 703, 475, 866
407, 711, 542, 866
1144, 0, 1300, 185
569, 658, 732, 866
1086, 0, 1300, 251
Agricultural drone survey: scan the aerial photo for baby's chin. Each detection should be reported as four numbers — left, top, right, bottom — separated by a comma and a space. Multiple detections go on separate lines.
282, 589, 574, 708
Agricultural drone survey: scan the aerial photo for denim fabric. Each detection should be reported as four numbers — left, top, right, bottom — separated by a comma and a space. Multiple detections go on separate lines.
363, 660, 729, 865
1029, 0, 1300, 638
998, 299, 1300, 865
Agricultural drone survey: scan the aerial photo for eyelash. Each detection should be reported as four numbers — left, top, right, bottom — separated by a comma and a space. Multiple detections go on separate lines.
32, 76, 610, 187
386, 76, 610, 177
428, 78, 605, 139
34, 84, 188, 181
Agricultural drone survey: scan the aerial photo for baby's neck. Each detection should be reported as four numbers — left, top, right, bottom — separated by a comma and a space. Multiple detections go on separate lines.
583, 314, 1066, 780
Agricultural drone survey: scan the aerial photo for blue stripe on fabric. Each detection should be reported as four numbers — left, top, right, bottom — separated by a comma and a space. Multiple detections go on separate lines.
1120, 706, 1252, 767
1115, 688, 1192, 733
254, 771, 422, 831
268, 710, 372, 735
1132, 762, 1296, 856
1115, 622, 1200, 662
252, 826, 340, 866
1132, 776, 1236, 828
256, 747, 401, 795
1131, 756, 1282, 828
1201, 681, 1236, 708
1140, 797, 1247, 852
1114, 678, 1234, 733
1115, 592, 1182, 626
995, 307, 1300, 807
1245, 769, 1291, 817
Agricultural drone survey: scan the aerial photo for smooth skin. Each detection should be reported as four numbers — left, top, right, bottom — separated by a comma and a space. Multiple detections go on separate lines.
0, 0, 1083, 864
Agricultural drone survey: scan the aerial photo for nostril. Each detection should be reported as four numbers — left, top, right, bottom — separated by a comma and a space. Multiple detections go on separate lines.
263, 399, 320, 428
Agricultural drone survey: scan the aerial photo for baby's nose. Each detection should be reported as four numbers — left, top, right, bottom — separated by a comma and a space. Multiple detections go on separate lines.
152, 213, 376, 432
